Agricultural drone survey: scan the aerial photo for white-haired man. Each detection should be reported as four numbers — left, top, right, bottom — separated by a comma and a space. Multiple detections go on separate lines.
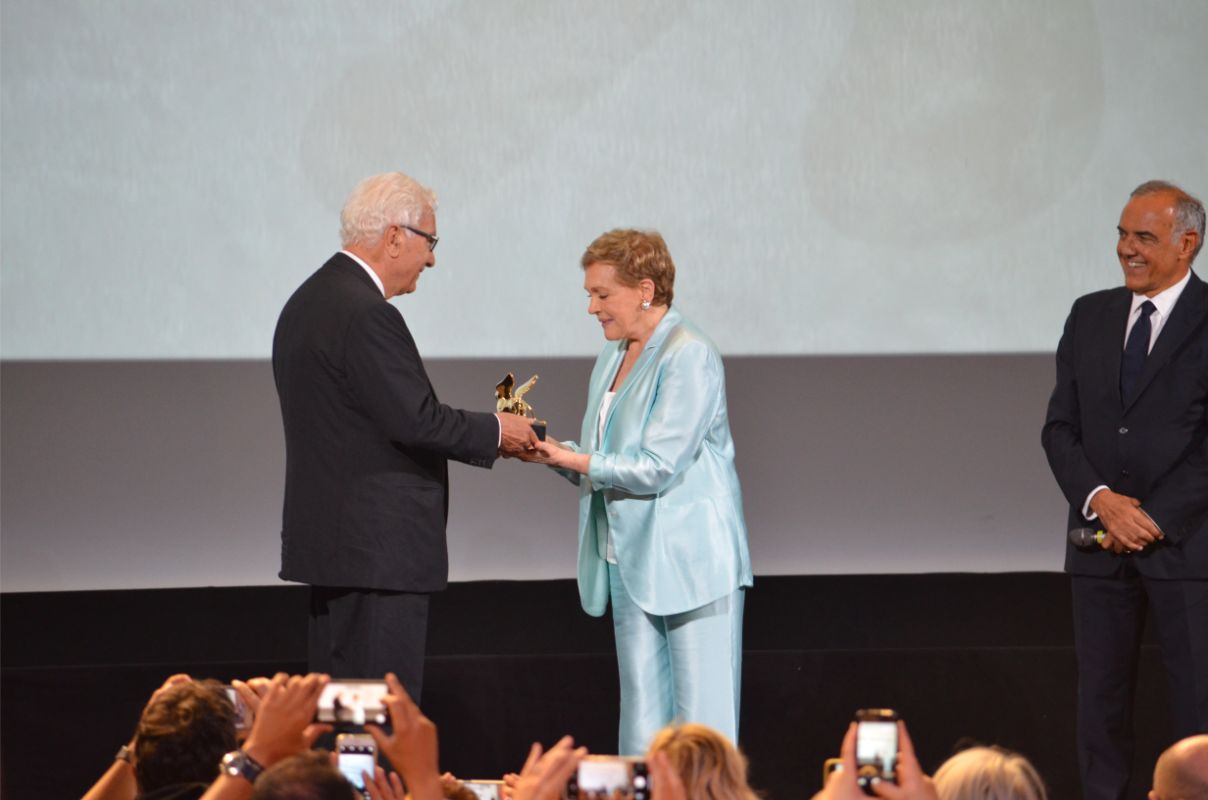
272, 172, 537, 700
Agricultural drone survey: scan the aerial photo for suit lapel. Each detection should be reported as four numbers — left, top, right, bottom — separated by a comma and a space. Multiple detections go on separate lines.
1124, 272, 1207, 411
601, 308, 683, 443
1098, 290, 1131, 406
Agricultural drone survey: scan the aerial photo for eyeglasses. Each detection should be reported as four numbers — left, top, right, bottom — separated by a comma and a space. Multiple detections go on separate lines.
398, 224, 439, 252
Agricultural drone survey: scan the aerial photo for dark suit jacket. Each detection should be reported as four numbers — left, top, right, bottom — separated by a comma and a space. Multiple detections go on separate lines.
272, 253, 498, 592
1042, 270, 1208, 579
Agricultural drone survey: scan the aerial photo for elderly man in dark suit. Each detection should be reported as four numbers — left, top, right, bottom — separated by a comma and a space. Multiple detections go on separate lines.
273, 172, 537, 701
1043, 180, 1208, 800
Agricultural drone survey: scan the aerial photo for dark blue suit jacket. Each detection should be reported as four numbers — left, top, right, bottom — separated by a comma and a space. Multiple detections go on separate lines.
272, 253, 498, 591
1042, 270, 1208, 579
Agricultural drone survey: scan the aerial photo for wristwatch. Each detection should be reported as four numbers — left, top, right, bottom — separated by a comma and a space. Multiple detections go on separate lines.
114, 744, 133, 764
221, 749, 265, 783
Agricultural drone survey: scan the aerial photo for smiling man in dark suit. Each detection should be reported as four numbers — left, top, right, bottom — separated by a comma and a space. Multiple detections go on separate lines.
272, 172, 538, 701
1043, 180, 1208, 800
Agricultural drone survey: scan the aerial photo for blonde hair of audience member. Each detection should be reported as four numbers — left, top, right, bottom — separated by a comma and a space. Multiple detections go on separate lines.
932, 746, 1046, 800
646, 724, 759, 800
1151, 734, 1208, 800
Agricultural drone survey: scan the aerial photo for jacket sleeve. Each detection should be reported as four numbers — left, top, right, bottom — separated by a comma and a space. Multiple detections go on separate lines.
587, 338, 721, 495
1041, 299, 1106, 510
344, 302, 498, 467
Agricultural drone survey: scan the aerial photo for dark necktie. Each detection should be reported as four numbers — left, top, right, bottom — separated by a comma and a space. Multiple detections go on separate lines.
1120, 300, 1156, 401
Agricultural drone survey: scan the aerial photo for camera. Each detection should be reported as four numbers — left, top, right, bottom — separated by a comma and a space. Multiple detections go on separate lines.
565, 756, 649, 800
854, 708, 900, 795
221, 686, 253, 735
462, 780, 505, 800
336, 733, 377, 791
316, 679, 390, 726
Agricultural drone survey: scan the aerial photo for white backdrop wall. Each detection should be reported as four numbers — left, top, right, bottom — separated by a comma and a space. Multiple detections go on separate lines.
2, 1, 1205, 592
2, 0, 1207, 359
0, 355, 1067, 592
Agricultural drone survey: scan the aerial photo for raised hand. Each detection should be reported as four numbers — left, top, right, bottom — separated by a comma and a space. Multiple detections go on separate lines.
365, 672, 442, 800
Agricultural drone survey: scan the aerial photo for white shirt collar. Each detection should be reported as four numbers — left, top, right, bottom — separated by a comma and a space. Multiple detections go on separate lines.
340, 250, 385, 298
1131, 268, 1192, 319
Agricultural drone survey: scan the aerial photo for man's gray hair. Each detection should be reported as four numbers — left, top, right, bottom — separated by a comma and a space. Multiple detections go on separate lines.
1131, 180, 1206, 261
340, 172, 438, 248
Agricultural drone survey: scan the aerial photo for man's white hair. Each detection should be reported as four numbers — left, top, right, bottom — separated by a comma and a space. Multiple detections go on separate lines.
339, 172, 438, 248
1131, 179, 1206, 261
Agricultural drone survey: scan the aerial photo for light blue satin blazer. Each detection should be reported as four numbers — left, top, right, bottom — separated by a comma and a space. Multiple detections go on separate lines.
557, 307, 753, 617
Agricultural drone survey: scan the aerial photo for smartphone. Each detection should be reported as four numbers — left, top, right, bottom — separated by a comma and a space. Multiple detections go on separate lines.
565, 756, 650, 800
317, 679, 390, 726
222, 686, 253, 735
462, 780, 505, 800
336, 733, 377, 791
854, 708, 900, 795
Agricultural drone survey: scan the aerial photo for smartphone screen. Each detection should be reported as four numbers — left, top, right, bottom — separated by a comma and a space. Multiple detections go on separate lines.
318, 680, 389, 725
221, 686, 253, 734
567, 757, 649, 800
462, 780, 504, 800
856, 720, 898, 778
338, 742, 376, 790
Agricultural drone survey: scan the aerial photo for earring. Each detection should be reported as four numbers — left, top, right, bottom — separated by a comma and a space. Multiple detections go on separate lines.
641, 300, 652, 311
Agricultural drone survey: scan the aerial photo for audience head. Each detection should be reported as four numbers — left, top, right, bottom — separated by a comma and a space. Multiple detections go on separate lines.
932, 745, 1046, 800
1151, 735, 1208, 800
252, 750, 358, 800
133, 678, 237, 793
646, 723, 758, 800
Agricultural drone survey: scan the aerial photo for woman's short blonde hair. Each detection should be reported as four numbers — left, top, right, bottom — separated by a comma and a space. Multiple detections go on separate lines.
581, 229, 675, 307
932, 746, 1047, 800
647, 724, 759, 800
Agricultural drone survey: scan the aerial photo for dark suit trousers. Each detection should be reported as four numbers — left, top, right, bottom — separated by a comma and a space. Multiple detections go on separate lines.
1072, 570, 1208, 800
308, 586, 430, 703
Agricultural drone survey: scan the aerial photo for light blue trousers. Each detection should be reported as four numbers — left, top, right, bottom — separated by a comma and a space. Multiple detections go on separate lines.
607, 563, 745, 755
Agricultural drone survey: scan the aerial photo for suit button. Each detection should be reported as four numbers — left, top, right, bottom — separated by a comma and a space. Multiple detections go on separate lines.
1118, 427, 1128, 434
1121, 469, 1131, 477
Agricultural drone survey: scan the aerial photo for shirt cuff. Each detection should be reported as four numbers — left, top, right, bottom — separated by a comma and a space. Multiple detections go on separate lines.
494, 414, 502, 449
1083, 485, 1110, 520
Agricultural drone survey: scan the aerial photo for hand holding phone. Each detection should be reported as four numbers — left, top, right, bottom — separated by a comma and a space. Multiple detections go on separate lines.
855, 708, 900, 795
337, 733, 377, 792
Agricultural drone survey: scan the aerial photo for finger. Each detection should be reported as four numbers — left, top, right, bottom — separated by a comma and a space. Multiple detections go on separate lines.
519, 742, 544, 776
870, 777, 905, 800
248, 677, 273, 697
384, 672, 416, 707
896, 721, 921, 774
389, 771, 405, 797
301, 672, 330, 704
363, 769, 385, 800
839, 723, 858, 772
232, 680, 261, 714
365, 725, 390, 754
538, 746, 586, 795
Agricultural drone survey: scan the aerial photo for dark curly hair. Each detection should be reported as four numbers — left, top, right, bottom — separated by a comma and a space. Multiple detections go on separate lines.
134, 679, 237, 792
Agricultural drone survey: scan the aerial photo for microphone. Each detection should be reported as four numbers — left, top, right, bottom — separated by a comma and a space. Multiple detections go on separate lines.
1069, 527, 1106, 549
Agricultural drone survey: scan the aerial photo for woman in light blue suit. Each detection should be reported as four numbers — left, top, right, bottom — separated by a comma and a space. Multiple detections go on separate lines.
526, 229, 753, 755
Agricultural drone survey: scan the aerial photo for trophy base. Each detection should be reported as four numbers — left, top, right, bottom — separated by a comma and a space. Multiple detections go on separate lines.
531, 420, 547, 441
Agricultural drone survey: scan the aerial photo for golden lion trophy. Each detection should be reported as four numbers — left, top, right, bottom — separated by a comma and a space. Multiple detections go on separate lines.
495, 372, 547, 441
